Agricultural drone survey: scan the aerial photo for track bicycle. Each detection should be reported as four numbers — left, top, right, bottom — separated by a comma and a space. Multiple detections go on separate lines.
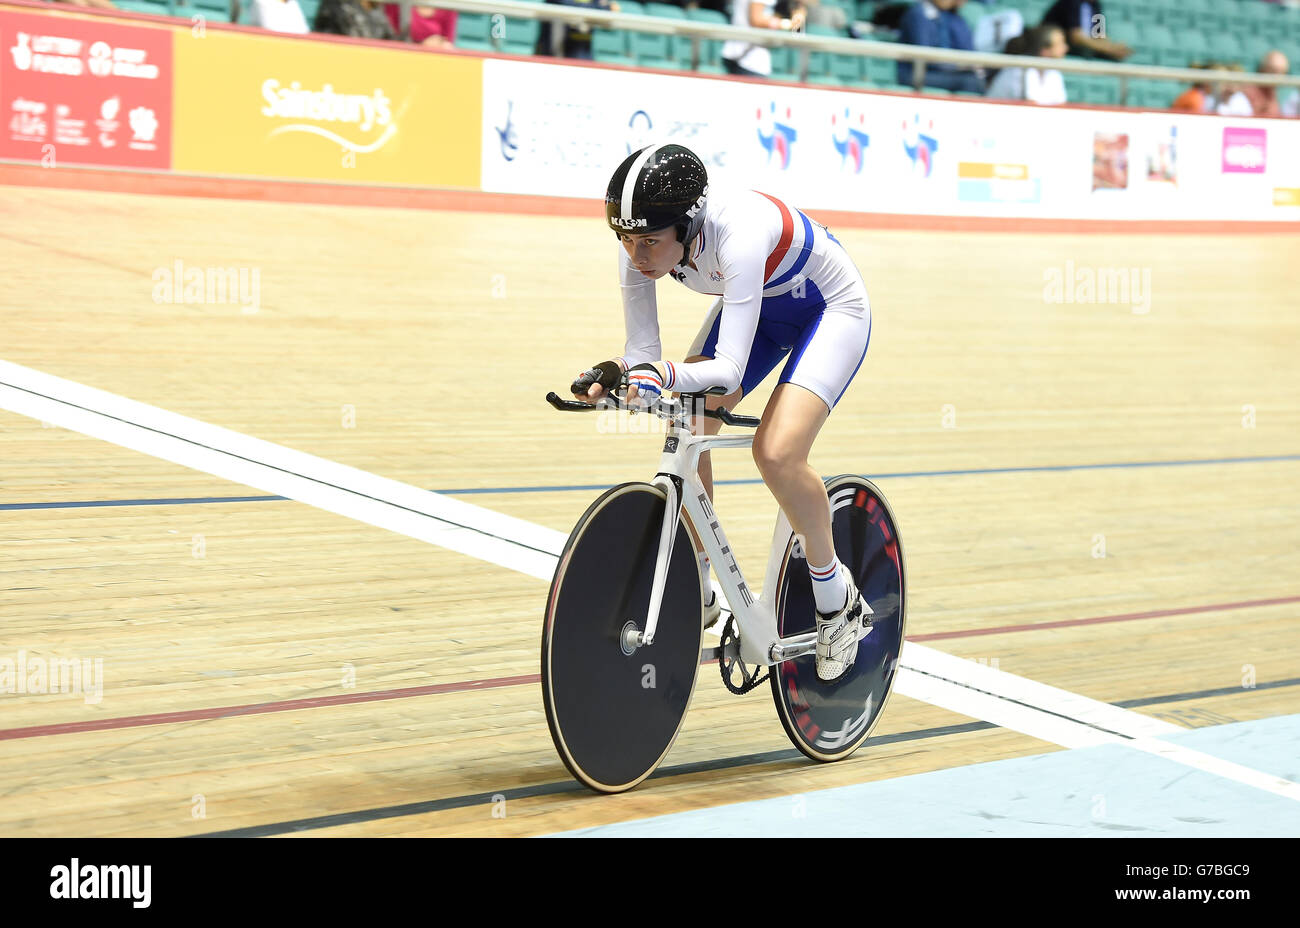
541, 386, 906, 794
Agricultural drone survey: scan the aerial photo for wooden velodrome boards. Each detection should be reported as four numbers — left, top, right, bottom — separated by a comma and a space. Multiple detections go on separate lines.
0, 182, 1296, 836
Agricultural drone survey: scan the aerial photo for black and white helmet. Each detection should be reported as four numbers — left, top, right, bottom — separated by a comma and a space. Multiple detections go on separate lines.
605, 144, 708, 259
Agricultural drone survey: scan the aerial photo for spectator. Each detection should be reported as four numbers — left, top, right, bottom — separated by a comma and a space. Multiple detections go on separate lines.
1172, 62, 1216, 114
252, 0, 310, 33
384, 4, 458, 47
54, 0, 117, 9
1040, 0, 1130, 61
543, 0, 621, 59
722, 0, 807, 78
314, 0, 396, 39
896, 0, 984, 94
1239, 50, 1290, 117
1211, 63, 1255, 117
985, 24, 1067, 104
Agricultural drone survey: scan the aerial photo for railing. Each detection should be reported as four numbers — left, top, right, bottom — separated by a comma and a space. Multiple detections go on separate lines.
400, 0, 1300, 105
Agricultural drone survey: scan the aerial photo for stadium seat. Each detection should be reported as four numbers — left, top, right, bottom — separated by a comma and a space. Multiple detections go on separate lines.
618, 0, 645, 14
769, 46, 799, 81
685, 8, 728, 72
695, 37, 726, 75
805, 46, 836, 85
1169, 31, 1211, 70
644, 2, 686, 20
114, 0, 172, 15
591, 28, 635, 66
830, 53, 866, 87
500, 18, 541, 56
1084, 75, 1119, 105
456, 13, 494, 52
178, 0, 229, 15
1210, 32, 1248, 69
685, 6, 727, 25
630, 29, 674, 68
861, 47, 897, 86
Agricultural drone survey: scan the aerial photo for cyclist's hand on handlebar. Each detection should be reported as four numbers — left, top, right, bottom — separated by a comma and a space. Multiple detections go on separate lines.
625, 361, 669, 408
570, 360, 623, 404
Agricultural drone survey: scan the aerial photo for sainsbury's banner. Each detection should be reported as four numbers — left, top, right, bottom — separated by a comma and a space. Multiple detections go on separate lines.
172, 28, 480, 187
481, 57, 1300, 223
0, 10, 171, 169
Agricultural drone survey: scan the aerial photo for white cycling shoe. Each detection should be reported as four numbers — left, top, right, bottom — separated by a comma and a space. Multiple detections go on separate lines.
815, 568, 870, 681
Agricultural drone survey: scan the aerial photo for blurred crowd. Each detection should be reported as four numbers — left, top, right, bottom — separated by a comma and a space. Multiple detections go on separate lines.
48, 0, 1298, 115
882, 0, 1296, 114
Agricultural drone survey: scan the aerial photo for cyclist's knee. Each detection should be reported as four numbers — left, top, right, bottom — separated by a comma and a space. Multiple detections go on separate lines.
752, 431, 807, 479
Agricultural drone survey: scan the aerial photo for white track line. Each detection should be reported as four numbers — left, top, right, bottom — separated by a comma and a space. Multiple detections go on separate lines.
4, 359, 1296, 802
0, 360, 565, 580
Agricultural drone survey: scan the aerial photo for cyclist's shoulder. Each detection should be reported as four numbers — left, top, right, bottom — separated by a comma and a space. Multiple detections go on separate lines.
707, 185, 784, 243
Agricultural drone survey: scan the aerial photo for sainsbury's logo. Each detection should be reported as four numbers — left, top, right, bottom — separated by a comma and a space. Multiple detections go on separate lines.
261, 79, 395, 153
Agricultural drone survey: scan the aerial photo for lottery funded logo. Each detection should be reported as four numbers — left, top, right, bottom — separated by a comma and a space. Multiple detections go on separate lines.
1, 12, 171, 168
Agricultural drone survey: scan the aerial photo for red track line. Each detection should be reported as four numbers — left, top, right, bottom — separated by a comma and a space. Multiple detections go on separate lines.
1, 595, 1294, 743
0, 674, 539, 742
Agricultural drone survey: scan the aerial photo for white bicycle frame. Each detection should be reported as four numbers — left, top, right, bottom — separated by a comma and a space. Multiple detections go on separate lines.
623, 397, 870, 667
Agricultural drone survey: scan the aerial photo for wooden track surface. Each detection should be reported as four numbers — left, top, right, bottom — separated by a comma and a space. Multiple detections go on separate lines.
1, 184, 1297, 836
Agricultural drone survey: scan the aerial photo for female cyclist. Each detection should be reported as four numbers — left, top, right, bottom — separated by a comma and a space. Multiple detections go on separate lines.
570, 143, 872, 681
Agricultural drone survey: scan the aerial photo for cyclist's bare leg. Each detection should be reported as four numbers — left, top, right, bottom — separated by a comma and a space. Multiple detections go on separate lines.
750, 383, 835, 570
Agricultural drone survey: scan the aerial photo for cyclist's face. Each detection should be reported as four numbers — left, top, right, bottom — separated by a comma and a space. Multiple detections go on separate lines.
619, 231, 679, 279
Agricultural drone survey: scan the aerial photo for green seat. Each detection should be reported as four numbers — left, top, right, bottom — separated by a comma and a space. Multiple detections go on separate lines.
115, 0, 172, 15
831, 53, 866, 86
618, 0, 645, 14
1085, 75, 1118, 105
591, 28, 634, 65
630, 29, 672, 67
500, 18, 540, 56
643, 1, 686, 19
695, 37, 725, 74
685, 7, 727, 25
769, 45, 798, 81
805, 46, 834, 84
456, 13, 494, 51
1209, 32, 1246, 68
669, 32, 697, 69
862, 52, 896, 85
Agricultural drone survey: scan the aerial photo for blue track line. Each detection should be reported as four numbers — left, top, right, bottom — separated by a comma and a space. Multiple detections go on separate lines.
3, 453, 1298, 512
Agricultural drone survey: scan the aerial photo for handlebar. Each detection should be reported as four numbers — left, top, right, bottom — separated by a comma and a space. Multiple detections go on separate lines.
545, 391, 762, 429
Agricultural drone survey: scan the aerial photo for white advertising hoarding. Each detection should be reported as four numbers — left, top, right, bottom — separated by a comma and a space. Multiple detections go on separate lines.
481, 57, 1300, 223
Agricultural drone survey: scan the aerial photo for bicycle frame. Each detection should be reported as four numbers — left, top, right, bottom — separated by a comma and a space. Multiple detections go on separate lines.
635, 411, 823, 669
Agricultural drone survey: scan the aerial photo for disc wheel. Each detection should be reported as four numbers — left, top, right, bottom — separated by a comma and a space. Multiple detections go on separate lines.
769, 476, 907, 762
541, 482, 703, 793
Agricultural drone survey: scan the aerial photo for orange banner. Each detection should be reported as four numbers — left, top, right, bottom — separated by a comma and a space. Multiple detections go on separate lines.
172, 29, 480, 188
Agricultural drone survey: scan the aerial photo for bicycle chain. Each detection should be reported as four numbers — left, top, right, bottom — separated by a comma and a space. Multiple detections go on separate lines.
718, 615, 770, 695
